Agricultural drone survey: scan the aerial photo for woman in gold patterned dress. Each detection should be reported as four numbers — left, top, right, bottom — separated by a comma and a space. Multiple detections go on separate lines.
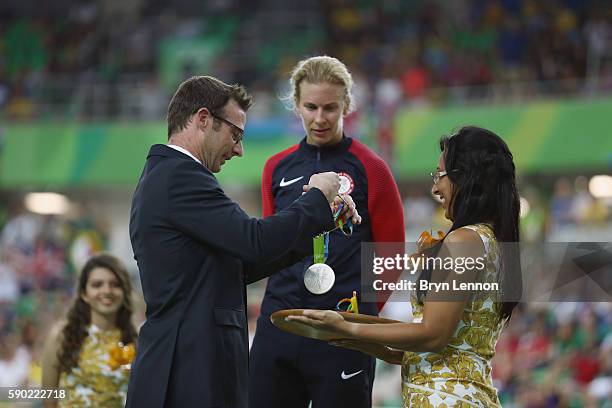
41, 253, 137, 407
289, 126, 522, 407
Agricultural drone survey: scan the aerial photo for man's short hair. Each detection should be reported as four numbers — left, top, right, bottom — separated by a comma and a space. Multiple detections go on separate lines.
167, 76, 253, 138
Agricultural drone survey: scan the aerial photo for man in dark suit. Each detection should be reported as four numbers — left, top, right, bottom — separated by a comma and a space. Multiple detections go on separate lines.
126, 76, 353, 408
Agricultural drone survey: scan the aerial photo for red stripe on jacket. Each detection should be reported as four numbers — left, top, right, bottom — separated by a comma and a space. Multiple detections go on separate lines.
349, 140, 405, 311
261, 144, 299, 217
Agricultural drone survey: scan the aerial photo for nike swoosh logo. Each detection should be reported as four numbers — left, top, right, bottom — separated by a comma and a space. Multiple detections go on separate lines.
341, 370, 364, 380
279, 176, 304, 187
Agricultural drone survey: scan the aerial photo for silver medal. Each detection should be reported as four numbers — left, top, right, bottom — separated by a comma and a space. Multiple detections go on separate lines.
304, 263, 335, 294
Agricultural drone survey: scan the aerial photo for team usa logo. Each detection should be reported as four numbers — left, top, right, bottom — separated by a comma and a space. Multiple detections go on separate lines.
337, 172, 355, 195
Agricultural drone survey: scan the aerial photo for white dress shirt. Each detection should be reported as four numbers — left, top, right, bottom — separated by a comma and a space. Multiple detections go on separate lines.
167, 144, 202, 165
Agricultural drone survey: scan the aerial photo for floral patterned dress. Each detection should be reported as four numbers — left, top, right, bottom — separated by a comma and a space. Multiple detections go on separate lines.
58, 325, 130, 407
402, 224, 506, 407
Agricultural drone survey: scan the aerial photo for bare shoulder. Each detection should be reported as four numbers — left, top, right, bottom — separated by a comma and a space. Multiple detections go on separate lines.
445, 227, 481, 244
46, 320, 68, 345
443, 227, 486, 259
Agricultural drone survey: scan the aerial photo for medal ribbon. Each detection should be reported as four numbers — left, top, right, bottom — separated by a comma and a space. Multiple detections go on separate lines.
312, 195, 354, 265
335, 291, 359, 314
333, 196, 353, 236
313, 233, 329, 264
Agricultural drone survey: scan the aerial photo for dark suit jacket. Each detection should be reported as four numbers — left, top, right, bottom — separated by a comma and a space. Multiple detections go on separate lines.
126, 145, 334, 408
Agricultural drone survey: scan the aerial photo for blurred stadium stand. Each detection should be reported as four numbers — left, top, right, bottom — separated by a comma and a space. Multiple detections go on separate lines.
0, 1, 611, 407
1, 0, 612, 120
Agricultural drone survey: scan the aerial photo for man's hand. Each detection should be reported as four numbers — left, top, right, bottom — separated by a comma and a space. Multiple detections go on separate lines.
304, 172, 340, 203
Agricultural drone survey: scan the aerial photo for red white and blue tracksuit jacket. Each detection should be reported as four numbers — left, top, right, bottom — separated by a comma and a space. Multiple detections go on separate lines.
260, 136, 405, 317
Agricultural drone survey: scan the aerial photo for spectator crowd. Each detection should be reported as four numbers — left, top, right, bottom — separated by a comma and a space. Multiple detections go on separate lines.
1, 0, 611, 121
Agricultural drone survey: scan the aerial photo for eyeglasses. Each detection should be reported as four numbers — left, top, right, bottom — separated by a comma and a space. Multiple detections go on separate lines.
210, 112, 244, 144
430, 170, 448, 184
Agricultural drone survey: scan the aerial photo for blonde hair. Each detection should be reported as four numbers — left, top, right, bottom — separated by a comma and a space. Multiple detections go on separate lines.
285, 56, 355, 115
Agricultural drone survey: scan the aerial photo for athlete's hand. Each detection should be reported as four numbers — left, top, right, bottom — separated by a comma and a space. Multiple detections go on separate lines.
304, 172, 340, 203
332, 194, 362, 225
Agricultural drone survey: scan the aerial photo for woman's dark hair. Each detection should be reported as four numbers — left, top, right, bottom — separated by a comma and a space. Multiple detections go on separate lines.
420, 126, 522, 321
58, 253, 138, 373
